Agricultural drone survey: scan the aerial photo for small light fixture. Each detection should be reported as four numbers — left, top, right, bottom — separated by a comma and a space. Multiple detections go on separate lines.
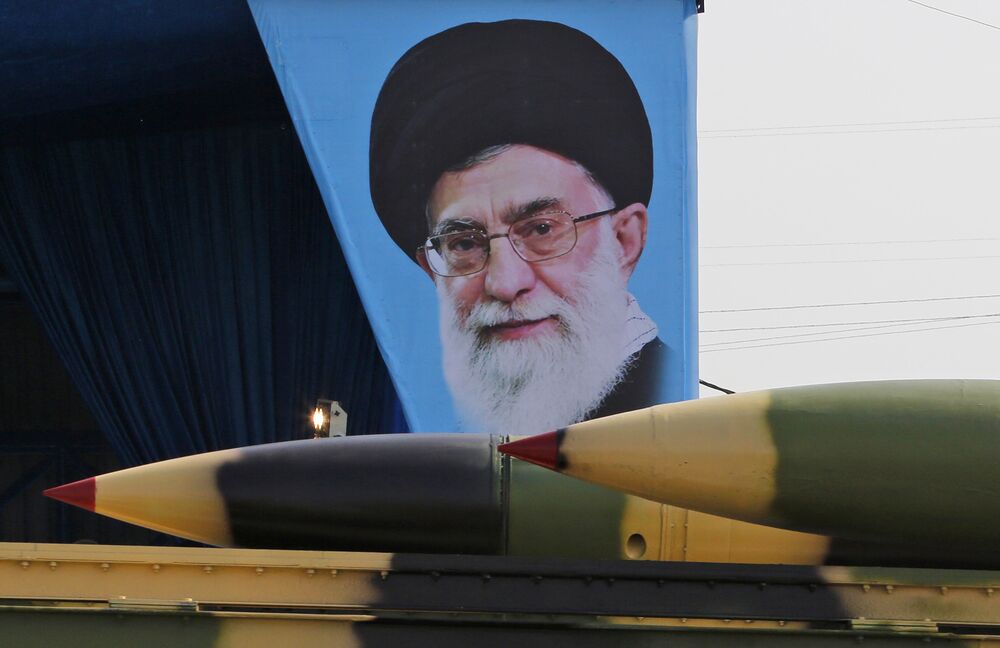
311, 407, 327, 432
312, 399, 347, 438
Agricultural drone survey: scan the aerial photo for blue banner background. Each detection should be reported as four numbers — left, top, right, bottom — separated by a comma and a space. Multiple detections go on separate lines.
249, 0, 699, 432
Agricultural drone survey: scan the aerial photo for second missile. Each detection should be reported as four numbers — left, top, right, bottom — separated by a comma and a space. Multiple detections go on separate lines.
501, 379, 1000, 552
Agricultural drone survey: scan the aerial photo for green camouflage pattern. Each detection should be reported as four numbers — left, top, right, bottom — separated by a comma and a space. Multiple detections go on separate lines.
768, 380, 1000, 550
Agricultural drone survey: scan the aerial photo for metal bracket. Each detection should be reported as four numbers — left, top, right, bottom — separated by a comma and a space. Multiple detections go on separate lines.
850, 619, 938, 634
108, 597, 198, 613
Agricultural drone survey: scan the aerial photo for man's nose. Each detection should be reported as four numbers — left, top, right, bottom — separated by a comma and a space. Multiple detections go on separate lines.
483, 238, 536, 302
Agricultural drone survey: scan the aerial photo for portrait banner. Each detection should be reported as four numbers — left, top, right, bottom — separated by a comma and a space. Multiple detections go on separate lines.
249, 0, 699, 433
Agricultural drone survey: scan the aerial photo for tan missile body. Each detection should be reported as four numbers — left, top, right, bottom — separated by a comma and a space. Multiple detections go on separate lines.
45, 433, 840, 563
501, 379, 1000, 552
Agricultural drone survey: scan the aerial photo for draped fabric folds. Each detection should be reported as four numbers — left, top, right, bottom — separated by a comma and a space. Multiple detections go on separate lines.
0, 123, 408, 466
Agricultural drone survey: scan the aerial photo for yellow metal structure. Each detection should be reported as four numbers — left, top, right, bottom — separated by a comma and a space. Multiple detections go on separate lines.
5, 542, 1000, 646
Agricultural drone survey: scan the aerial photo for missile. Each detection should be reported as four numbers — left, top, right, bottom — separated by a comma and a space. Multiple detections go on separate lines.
44, 418, 999, 567
44, 433, 840, 563
499, 379, 1000, 553
46, 433, 668, 557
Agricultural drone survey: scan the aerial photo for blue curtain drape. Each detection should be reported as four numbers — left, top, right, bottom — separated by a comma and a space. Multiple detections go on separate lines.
0, 122, 407, 466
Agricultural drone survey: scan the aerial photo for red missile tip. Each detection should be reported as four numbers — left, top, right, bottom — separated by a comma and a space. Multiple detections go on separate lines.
43, 477, 96, 511
498, 430, 564, 471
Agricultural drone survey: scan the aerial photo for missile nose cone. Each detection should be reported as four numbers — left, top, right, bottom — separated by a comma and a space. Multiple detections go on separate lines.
498, 430, 564, 471
44, 477, 96, 512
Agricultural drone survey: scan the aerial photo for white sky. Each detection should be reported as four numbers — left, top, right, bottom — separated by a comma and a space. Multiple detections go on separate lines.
696, 0, 1000, 396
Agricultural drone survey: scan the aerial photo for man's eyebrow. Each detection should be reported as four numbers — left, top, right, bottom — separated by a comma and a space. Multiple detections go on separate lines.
430, 197, 561, 236
500, 197, 562, 224
432, 217, 484, 237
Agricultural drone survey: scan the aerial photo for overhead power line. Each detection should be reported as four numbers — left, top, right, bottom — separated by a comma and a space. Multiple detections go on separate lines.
701, 293, 1000, 314
702, 237, 1000, 249
701, 314, 1000, 347
904, 0, 1000, 31
700, 320, 1000, 353
699, 123, 1000, 139
699, 116, 1000, 135
702, 254, 1000, 268
701, 312, 1000, 332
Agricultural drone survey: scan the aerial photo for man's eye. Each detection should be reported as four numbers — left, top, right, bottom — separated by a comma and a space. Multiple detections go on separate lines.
446, 234, 484, 253
518, 218, 556, 237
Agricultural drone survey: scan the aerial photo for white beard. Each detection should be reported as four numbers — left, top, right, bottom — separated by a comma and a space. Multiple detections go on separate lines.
438, 234, 631, 435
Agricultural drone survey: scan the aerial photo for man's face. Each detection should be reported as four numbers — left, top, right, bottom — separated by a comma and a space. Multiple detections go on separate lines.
420, 144, 648, 433
426, 145, 622, 333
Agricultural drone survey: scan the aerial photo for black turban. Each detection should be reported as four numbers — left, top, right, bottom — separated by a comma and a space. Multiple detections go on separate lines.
369, 19, 653, 258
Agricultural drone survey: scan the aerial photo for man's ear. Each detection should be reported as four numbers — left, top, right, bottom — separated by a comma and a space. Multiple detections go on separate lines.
415, 248, 437, 281
611, 202, 648, 279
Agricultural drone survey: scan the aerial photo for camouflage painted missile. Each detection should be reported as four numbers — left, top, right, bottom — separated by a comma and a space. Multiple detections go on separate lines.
44, 432, 835, 563
46, 434, 507, 553
500, 379, 1000, 553
43, 421, 1000, 567
44, 433, 799, 561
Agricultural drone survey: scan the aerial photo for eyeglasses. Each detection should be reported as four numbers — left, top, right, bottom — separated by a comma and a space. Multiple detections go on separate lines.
419, 208, 616, 277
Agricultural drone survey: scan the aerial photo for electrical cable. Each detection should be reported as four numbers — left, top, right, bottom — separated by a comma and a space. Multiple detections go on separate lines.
699, 379, 735, 395
702, 237, 1000, 249
702, 314, 1000, 347
703, 254, 1000, 267
903, 0, 1000, 31
701, 312, 1000, 332
699, 123, 1000, 139
701, 293, 1000, 314
700, 319, 1000, 353
699, 116, 1000, 134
